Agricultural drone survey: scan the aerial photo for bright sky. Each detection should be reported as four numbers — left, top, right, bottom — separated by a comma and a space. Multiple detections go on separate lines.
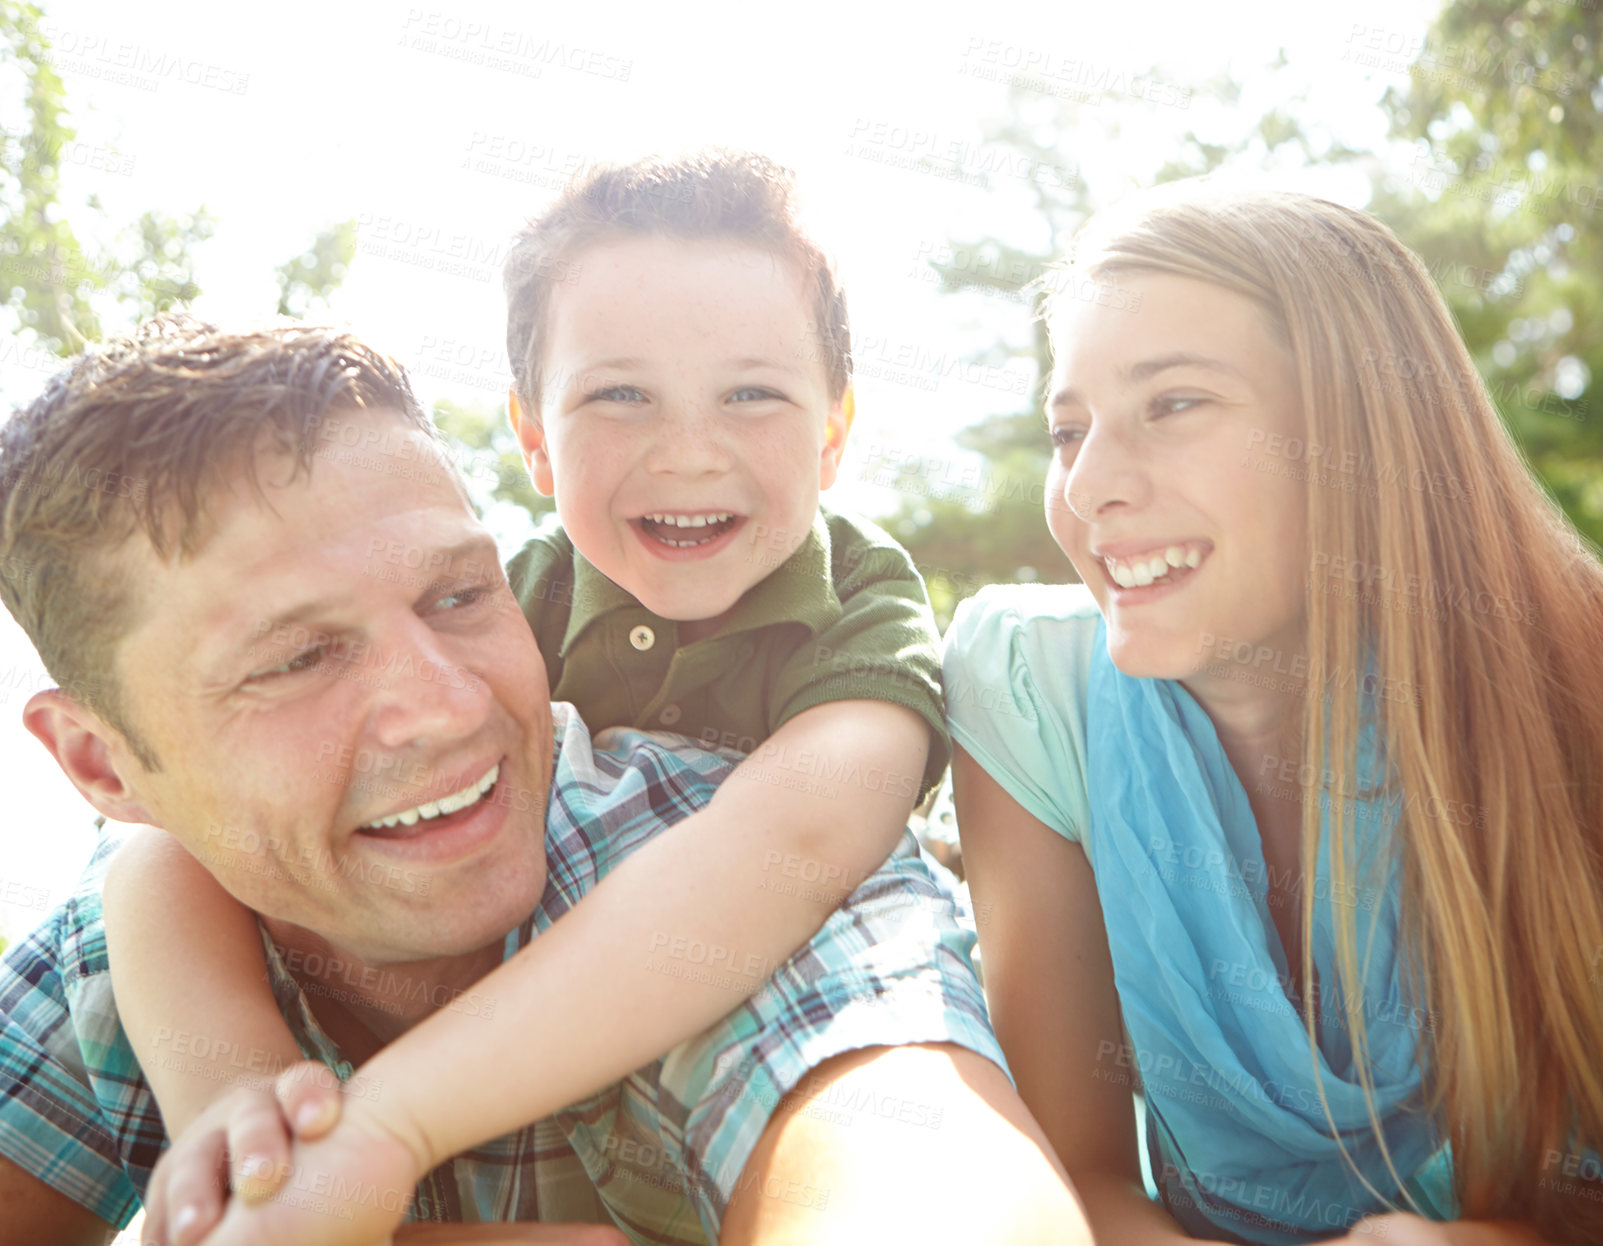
0, 0, 1443, 940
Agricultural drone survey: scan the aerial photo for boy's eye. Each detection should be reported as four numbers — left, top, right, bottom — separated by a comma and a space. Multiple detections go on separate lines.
588, 384, 647, 404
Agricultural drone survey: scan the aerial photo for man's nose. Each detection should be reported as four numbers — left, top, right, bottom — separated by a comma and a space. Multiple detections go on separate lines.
363, 616, 492, 756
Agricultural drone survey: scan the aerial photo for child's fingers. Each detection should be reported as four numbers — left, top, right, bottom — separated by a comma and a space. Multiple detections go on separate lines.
225, 1093, 293, 1203
147, 1128, 228, 1246
274, 1058, 343, 1140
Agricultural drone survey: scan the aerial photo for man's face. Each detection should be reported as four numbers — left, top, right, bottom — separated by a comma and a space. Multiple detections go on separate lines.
527, 236, 847, 637
110, 413, 551, 964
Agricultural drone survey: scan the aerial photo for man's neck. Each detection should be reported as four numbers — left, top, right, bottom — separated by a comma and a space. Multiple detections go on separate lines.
260, 917, 506, 1054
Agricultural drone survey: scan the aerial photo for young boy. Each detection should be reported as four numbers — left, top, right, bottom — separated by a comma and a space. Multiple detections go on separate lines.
102, 152, 953, 1237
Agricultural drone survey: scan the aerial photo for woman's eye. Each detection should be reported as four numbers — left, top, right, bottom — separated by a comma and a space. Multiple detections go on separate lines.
1152, 395, 1206, 418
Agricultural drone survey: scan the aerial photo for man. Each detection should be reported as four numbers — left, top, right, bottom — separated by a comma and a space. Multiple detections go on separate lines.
0, 319, 1087, 1244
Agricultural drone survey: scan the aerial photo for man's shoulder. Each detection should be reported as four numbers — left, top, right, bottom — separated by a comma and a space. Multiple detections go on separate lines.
7, 829, 123, 987
540, 706, 741, 911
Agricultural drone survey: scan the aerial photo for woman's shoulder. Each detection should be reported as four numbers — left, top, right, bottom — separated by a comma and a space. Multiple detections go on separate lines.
945, 582, 1101, 684
941, 582, 1098, 843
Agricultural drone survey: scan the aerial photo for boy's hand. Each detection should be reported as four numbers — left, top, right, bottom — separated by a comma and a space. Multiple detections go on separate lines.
189, 1087, 426, 1246
142, 1061, 343, 1246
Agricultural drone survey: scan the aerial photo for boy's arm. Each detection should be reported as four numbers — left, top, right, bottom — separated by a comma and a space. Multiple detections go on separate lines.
356, 698, 929, 1176
101, 829, 304, 1138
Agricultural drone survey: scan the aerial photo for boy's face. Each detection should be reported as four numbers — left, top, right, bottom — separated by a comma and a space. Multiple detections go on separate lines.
515, 236, 848, 638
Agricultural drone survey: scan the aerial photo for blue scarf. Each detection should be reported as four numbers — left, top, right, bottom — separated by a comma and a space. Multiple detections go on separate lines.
1085, 621, 1444, 1243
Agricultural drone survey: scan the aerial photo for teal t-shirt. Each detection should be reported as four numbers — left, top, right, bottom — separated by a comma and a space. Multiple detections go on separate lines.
940, 583, 1456, 1228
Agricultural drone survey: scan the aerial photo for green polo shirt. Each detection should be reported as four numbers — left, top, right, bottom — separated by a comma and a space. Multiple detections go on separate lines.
505, 506, 950, 801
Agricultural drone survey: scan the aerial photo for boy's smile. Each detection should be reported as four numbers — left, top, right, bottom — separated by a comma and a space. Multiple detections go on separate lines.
516, 236, 848, 639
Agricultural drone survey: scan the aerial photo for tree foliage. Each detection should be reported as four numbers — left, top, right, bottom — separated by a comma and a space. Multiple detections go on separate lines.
912, 14, 1603, 604
1376, 0, 1603, 544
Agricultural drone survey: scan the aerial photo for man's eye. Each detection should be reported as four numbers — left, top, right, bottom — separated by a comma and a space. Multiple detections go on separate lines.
435, 585, 490, 611
1049, 425, 1085, 448
250, 646, 327, 682
729, 386, 784, 403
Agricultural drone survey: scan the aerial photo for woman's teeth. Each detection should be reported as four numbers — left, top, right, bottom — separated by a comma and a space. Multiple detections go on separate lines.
1105, 544, 1204, 589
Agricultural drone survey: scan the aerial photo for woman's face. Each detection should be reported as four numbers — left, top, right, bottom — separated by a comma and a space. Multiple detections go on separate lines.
1044, 271, 1309, 683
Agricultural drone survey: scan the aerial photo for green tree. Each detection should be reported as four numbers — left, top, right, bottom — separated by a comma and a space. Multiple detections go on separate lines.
1375, 0, 1603, 544
275, 220, 358, 318
917, 23, 1603, 607
1, 2, 350, 358
900, 68, 1348, 620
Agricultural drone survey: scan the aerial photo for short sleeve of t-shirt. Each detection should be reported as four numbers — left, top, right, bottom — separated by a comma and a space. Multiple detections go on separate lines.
941, 583, 1100, 844
769, 513, 950, 800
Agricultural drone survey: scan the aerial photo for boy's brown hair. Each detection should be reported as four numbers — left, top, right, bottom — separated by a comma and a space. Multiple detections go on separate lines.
503, 149, 852, 410
0, 317, 432, 764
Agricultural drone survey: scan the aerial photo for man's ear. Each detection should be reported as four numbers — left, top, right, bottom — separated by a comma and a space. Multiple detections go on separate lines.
507, 388, 555, 497
23, 690, 156, 825
819, 387, 855, 491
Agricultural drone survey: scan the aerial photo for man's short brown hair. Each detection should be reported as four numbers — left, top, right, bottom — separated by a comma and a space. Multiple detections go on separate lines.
0, 317, 433, 765
503, 149, 852, 410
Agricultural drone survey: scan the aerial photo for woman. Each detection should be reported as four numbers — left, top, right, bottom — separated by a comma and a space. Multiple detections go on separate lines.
944, 183, 1603, 1245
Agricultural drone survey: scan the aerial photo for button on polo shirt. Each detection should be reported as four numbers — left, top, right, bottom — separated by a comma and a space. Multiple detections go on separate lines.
506, 507, 951, 799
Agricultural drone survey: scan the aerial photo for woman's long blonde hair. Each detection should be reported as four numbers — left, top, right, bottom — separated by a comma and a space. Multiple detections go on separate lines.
1051, 183, 1603, 1242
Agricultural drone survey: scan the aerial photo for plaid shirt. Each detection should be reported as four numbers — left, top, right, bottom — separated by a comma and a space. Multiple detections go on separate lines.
0, 704, 1002, 1243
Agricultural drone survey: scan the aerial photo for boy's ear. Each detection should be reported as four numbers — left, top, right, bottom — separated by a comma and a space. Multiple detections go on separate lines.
507, 387, 555, 496
818, 387, 855, 490
23, 690, 157, 826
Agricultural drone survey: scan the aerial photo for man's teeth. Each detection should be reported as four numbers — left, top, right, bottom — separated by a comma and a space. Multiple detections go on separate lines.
643, 512, 733, 528
1105, 545, 1205, 589
362, 763, 499, 831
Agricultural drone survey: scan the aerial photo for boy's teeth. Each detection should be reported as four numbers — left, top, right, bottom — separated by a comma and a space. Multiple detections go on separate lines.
644, 512, 733, 528
362, 763, 499, 831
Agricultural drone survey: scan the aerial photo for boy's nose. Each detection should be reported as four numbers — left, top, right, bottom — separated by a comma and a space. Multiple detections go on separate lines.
644, 403, 735, 476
